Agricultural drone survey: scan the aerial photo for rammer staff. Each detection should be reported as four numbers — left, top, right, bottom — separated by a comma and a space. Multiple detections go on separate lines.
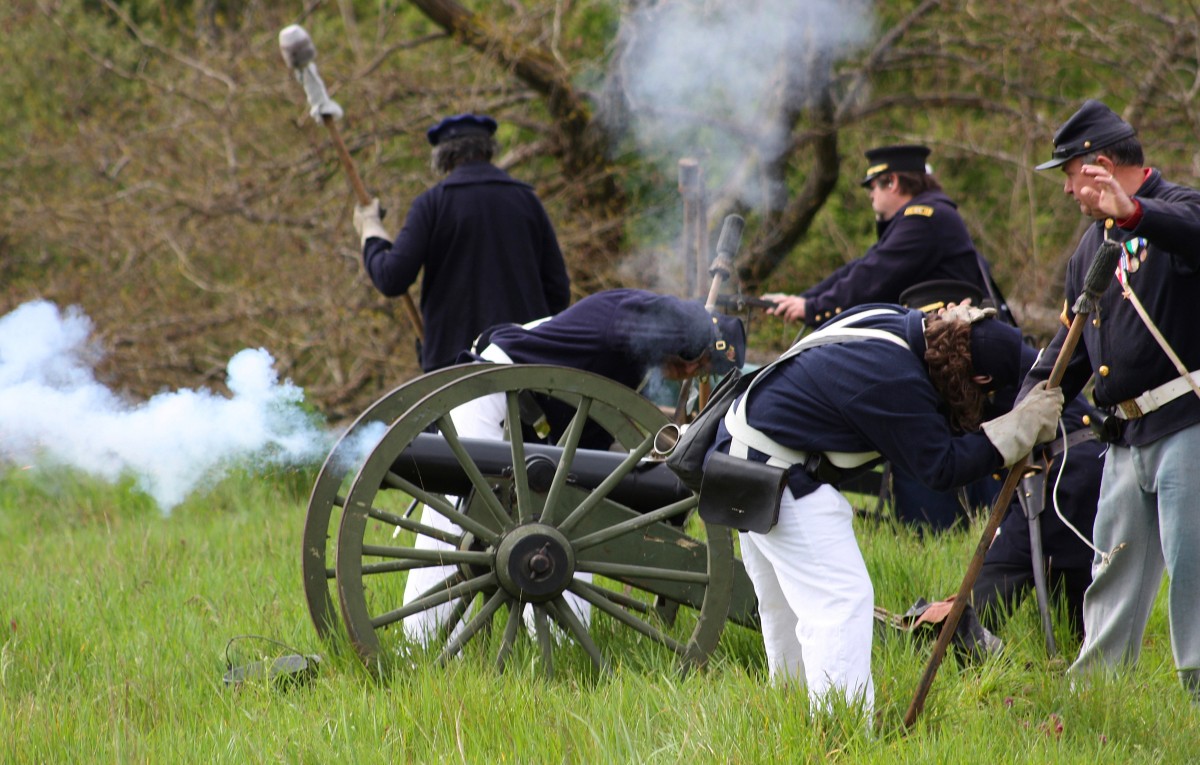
278, 24, 423, 341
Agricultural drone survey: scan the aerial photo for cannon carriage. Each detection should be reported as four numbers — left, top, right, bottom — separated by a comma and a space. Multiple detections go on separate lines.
302, 363, 759, 676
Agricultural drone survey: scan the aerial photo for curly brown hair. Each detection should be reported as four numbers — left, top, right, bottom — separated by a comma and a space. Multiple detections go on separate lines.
924, 315, 986, 432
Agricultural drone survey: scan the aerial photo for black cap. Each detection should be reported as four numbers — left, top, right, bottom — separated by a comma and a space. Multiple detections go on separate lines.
426, 114, 498, 146
968, 318, 1023, 389
861, 145, 932, 187
708, 313, 746, 374
899, 280, 985, 313
1035, 100, 1136, 171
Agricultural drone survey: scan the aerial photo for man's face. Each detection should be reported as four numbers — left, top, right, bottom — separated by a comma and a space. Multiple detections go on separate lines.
661, 353, 708, 381
1060, 155, 1106, 219
867, 174, 907, 221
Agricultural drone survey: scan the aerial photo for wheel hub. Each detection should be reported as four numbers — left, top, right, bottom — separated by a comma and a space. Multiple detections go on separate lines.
494, 524, 575, 603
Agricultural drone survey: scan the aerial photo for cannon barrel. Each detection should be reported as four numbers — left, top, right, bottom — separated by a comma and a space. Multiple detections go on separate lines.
390, 433, 692, 511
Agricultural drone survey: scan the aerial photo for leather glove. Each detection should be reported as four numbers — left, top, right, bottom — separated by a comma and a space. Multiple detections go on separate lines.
940, 303, 997, 324
980, 381, 1064, 466
353, 198, 389, 246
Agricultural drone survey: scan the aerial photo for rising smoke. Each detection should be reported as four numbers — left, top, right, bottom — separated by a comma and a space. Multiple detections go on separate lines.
603, 0, 874, 289
0, 300, 337, 513
605, 0, 873, 199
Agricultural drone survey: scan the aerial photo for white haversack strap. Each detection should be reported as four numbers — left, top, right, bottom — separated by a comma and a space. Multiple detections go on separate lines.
725, 395, 880, 469
725, 309, 905, 468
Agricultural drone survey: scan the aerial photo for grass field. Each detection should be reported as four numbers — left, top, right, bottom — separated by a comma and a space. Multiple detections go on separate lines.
1, 464, 1195, 764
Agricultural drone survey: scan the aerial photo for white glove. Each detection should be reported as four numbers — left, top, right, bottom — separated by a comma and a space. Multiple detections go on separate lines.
980, 381, 1064, 466
353, 198, 389, 246
940, 303, 997, 324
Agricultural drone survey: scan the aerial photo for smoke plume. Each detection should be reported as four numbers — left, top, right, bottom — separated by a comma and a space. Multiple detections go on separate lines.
605, 0, 873, 201
0, 300, 336, 512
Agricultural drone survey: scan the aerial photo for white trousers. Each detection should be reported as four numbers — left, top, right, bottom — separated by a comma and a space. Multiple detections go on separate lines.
739, 484, 875, 715
401, 376, 592, 645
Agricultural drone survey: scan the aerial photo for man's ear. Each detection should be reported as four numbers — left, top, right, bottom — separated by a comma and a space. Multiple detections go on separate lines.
972, 374, 993, 386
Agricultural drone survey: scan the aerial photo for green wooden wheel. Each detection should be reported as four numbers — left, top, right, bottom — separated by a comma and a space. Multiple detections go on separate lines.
333, 364, 737, 677
301, 365, 485, 640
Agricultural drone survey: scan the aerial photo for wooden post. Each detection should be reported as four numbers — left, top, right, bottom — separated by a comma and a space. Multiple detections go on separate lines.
693, 168, 709, 302
678, 159, 701, 299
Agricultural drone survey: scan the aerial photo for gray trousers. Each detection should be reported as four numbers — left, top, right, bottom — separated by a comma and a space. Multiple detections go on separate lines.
1070, 421, 1200, 694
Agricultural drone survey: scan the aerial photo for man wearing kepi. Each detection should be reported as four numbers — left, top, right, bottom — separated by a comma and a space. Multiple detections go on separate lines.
353, 114, 571, 372
1024, 99, 1200, 699
766, 144, 1012, 328
765, 145, 1016, 531
706, 304, 1063, 716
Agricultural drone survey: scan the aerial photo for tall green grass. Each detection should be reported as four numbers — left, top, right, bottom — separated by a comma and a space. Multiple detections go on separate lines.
1, 465, 1194, 763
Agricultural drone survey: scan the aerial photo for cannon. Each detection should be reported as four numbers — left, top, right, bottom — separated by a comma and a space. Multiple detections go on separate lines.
302, 363, 759, 676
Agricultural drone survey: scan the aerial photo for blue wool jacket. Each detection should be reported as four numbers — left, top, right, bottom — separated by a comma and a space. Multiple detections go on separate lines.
363, 161, 570, 371
1022, 169, 1200, 446
801, 190, 999, 327
715, 304, 1002, 498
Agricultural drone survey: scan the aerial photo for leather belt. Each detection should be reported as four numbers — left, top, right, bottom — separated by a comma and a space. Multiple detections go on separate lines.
1047, 427, 1096, 457
1113, 369, 1200, 419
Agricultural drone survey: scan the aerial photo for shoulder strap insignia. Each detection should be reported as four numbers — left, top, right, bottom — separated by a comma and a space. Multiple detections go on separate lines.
905, 205, 934, 217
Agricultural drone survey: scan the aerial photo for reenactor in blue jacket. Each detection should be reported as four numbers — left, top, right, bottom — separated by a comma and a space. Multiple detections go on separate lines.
766, 144, 1012, 327
707, 304, 1063, 718
766, 145, 1016, 530
353, 114, 571, 372
1023, 99, 1200, 701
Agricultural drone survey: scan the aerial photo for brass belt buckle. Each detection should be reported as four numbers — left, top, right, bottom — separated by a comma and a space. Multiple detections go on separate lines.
1117, 399, 1143, 419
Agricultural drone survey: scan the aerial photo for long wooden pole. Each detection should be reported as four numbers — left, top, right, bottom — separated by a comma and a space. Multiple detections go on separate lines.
320, 115, 424, 343
903, 238, 1122, 730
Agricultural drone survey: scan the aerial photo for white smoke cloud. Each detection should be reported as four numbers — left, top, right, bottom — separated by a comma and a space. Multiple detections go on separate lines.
607, 0, 874, 204
0, 300, 339, 512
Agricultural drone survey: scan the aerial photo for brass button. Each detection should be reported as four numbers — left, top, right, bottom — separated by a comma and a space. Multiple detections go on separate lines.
1098, 365, 1110, 377
1082, 414, 1092, 425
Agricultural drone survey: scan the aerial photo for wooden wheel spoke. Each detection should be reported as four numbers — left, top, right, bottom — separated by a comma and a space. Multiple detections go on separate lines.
556, 433, 656, 535
540, 396, 592, 526
571, 494, 699, 551
569, 581, 686, 656
531, 606, 555, 679
495, 602, 524, 673
432, 595, 475, 650
358, 560, 427, 576
503, 391, 535, 524
583, 584, 651, 615
383, 471, 499, 544
576, 559, 709, 585
436, 589, 509, 665
434, 414, 514, 532
360, 544, 490, 565
370, 572, 496, 629
360, 504, 462, 547
545, 598, 608, 673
